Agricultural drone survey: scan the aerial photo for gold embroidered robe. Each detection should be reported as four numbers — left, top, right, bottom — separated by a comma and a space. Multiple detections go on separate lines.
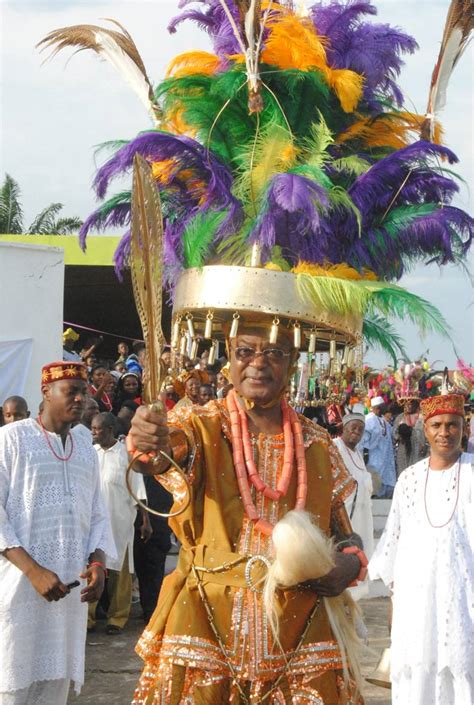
133, 399, 359, 705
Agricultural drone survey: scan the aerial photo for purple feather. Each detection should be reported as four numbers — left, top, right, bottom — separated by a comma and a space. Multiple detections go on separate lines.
113, 230, 131, 279
79, 199, 131, 250
250, 173, 330, 263
93, 132, 237, 213
310, 1, 417, 107
169, 1, 242, 57
345, 206, 473, 278
349, 141, 458, 224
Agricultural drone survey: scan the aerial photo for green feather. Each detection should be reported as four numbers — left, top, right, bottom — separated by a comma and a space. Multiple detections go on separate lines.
362, 314, 408, 367
98, 191, 131, 215
182, 210, 228, 268
296, 275, 450, 337
330, 155, 371, 177
300, 115, 333, 169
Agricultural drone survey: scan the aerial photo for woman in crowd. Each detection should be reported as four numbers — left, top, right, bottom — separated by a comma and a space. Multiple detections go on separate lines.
113, 372, 142, 414
89, 365, 114, 412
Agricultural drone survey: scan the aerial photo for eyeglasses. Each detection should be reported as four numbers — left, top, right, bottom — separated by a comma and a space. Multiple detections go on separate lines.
232, 346, 291, 363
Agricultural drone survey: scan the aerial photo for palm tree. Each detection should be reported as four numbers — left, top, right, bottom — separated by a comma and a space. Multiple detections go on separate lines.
0, 174, 82, 234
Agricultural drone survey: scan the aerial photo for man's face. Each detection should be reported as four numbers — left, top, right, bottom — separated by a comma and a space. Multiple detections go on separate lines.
161, 351, 171, 368
3, 401, 29, 424
406, 399, 419, 414
199, 385, 213, 404
117, 406, 134, 434
63, 338, 74, 351
184, 359, 196, 372
229, 330, 294, 406
43, 380, 88, 423
185, 377, 200, 402
85, 355, 97, 367
91, 417, 114, 446
424, 414, 465, 457
81, 398, 100, 429
216, 372, 227, 389
342, 419, 365, 447
118, 342, 128, 356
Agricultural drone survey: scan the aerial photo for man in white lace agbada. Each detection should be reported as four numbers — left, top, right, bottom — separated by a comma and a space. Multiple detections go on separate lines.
0, 362, 115, 705
369, 393, 474, 705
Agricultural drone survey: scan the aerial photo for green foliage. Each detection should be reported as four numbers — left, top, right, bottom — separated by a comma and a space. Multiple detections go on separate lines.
0, 174, 23, 233
0, 174, 82, 235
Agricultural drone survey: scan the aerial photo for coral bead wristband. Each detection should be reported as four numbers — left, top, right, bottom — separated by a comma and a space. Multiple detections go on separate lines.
88, 561, 108, 577
341, 546, 368, 586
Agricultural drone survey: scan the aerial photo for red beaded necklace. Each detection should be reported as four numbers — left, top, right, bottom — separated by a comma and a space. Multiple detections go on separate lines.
37, 415, 74, 462
227, 389, 307, 536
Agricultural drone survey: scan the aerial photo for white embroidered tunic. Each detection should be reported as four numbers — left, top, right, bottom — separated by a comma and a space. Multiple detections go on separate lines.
94, 440, 146, 572
0, 419, 115, 695
333, 437, 374, 600
369, 453, 474, 705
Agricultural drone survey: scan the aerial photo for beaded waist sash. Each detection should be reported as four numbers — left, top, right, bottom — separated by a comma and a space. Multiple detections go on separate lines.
180, 544, 271, 592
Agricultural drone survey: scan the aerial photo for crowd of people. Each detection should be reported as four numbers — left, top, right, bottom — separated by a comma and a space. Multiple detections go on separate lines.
0, 325, 473, 705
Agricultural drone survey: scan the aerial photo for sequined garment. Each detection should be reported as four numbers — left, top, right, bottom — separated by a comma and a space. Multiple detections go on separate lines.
132, 399, 359, 705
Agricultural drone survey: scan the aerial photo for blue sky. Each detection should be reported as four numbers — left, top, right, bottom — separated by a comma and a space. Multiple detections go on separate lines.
1, 0, 473, 367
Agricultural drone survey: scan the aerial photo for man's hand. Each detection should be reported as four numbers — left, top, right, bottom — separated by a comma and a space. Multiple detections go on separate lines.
130, 405, 171, 456
140, 520, 153, 543
26, 564, 70, 602
302, 552, 360, 597
80, 564, 105, 603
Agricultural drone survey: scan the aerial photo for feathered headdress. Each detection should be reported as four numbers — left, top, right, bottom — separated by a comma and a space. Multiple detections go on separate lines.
39, 0, 473, 358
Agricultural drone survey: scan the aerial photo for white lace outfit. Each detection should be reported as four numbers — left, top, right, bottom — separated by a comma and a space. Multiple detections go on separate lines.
369, 453, 474, 705
94, 440, 146, 572
333, 437, 374, 600
0, 419, 115, 696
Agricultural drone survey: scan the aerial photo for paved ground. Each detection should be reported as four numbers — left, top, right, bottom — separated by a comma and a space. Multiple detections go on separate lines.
69, 596, 391, 705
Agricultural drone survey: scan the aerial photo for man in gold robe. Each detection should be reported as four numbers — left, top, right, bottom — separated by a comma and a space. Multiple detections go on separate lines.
128, 325, 364, 705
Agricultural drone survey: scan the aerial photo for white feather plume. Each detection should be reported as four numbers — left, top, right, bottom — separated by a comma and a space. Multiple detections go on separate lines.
422, 0, 473, 140
37, 21, 160, 125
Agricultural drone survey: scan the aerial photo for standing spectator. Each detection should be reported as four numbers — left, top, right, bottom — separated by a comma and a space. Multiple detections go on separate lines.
393, 398, 427, 475
115, 341, 129, 365
80, 397, 100, 430
334, 408, 374, 599
133, 479, 172, 624
62, 327, 82, 362
0, 362, 114, 704
2, 396, 29, 425
84, 354, 97, 372
116, 400, 140, 437
369, 394, 473, 704
361, 396, 396, 498
199, 383, 215, 405
173, 371, 201, 410
89, 413, 151, 635
113, 372, 142, 414
89, 365, 114, 412
163, 383, 178, 411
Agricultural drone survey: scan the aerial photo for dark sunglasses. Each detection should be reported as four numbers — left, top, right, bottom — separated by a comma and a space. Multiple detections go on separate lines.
232, 346, 291, 363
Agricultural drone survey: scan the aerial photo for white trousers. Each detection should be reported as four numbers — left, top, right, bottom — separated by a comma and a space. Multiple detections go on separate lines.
0, 679, 70, 705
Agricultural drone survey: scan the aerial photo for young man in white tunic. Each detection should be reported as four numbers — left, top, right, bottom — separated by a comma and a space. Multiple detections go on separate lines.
89, 412, 151, 634
0, 362, 115, 705
334, 406, 374, 600
369, 393, 474, 705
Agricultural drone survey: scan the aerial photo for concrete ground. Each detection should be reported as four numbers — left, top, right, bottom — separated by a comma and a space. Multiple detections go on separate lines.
68, 596, 391, 705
